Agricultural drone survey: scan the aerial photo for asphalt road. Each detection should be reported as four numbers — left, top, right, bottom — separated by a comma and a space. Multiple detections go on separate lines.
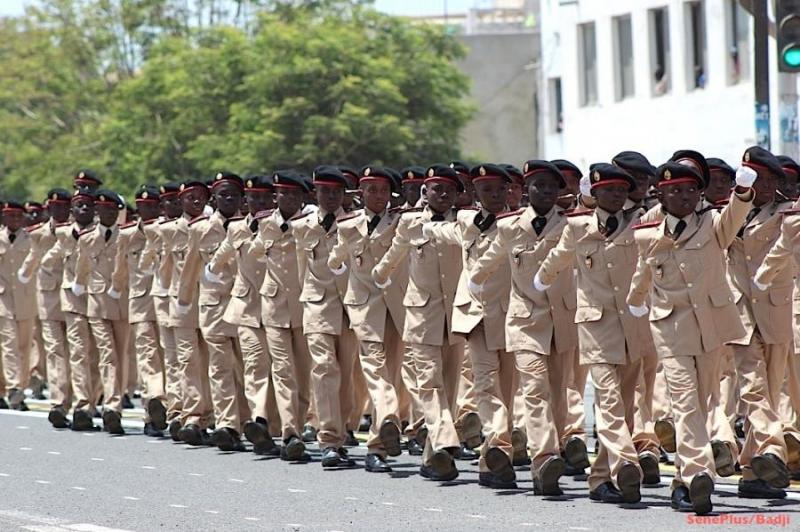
1, 405, 799, 532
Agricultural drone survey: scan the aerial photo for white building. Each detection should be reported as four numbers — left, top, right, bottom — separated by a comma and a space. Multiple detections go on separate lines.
538, 0, 790, 170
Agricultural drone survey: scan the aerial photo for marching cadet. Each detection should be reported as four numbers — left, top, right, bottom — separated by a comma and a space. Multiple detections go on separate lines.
703, 158, 736, 208
73, 169, 103, 193
179, 173, 249, 452
18, 189, 73, 426
469, 160, 587, 495
612, 151, 656, 215
72, 190, 129, 435
40, 190, 99, 431
0, 202, 37, 411
399, 166, 425, 208
451, 161, 476, 209
110, 185, 168, 437
291, 167, 357, 468
23, 201, 48, 401
627, 161, 756, 515
728, 147, 794, 499
248, 171, 314, 462
776, 155, 799, 202
501, 164, 525, 211
535, 163, 647, 504
424, 164, 517, 489
373, 164, 472, 481
552, 159, 581, 210
328, 166, 407, 473
205, 175, 278, 456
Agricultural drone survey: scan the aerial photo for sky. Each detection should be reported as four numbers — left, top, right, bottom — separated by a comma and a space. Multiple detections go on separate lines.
0, 0, 486, 18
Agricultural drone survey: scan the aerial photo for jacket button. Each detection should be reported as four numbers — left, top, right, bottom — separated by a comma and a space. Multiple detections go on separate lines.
687, 282, 693, 288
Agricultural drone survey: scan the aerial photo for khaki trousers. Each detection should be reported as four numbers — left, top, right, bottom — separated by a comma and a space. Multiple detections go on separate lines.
733, 331, 789, 479
719, 346, 738, 432
359, 313, 402, 456
41, 319, 71, 409
563, 347, 589, 444
348, 354, 370, 431
661, 353, 718, 489
133, 321, 165, 422
158, 324, 182, 422
307, 329, 357, 449
0, 317, 33, 402
468, 323, 515, 473
205, 333, 248, 432
88, 318, 129, 413
400, 342, 425, 439
174, 327, 212, 428
264, 325, 310, 440
454, 344, 480, 442
781, 349, 800, 466
588, 360, 644, 492
65, 312, 97, 412
125, 331, 138, 395
29, 318, 46, 383
652, 361, 673, 422
238, 325, 271, 423
413, 341, 462, 466
632, 349, 662, 457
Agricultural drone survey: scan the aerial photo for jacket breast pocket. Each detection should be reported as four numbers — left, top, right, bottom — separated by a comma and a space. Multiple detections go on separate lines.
343, 286, 369, 306
231, 281, 250, 298
769, 286, 792, 306
507, 298, 533, 318
262, 282, 279, 298
575, 242, 600, 272
403, 289, 430, 308
199, 291, 220, 306
709, 285, 735, 307
574, 305, 603, 323
300, 284, 325, 303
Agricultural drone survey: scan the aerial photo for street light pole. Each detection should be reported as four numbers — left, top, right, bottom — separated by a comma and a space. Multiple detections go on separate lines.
754, 0, 771, 149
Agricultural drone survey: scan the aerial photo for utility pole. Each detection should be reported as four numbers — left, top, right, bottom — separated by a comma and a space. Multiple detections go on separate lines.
754, 0, 771, 149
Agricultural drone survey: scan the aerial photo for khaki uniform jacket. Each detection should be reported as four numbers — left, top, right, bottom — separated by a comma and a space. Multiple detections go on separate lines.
0, 228, 36, 321
470, 206, 577, 356
20, 219, 64, 321
161, 215, 199, 329
327, 208, 406, 342
178, 211, 237, 336
627, 192, 752, 358
373, 206, 463, 347
425, 208, 509, 351
293, 208, 349, 336
112, 220, 157, 324
141, 217, 176, 324
726, 199, 794, 346
41, 222, 93, 316
537, 209, 647, 364
75, 225, 127, 321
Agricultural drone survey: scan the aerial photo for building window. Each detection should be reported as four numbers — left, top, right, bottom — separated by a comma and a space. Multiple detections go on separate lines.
578, 22, 598, 106
613, 15, 635, 101
726, 0, 750, 84
549, 77, 563, 133
649, 7, 671, 96
685, 1, 707, 90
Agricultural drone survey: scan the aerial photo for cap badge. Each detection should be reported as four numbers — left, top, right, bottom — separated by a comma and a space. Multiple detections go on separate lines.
78, 171, 85, 179
51, 193, 57, 200
247, 179, 253, 188
141, 191, 148, 199
592, 171, 600, 182
664, 170, 672, 180
427, 168, 434, 177
744, 151, 751, 162
479, 167, 486, 176
216, 172, 223, 180
364, 168, 371, 177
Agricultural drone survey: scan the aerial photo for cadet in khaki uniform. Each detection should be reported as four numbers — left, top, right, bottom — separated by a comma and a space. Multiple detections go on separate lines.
72, 190, 129, 435
727, 147, 794, 499
0, 202, 37, 411
23, 201, 48, 400
40, 191, 99, 431
111, 185, 168, 437
18, 189, 73, 426
373, 164, 471, 481
628, 162, 756, 515
179, 173, 249, 452
424, 164, 517, 489
470, 160, 586, 496
535, 163, 646, 504
206, 175, 278, 455
328, 166, 407, 473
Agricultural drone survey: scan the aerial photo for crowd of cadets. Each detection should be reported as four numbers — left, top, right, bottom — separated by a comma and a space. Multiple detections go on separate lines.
1, 146, 800, 515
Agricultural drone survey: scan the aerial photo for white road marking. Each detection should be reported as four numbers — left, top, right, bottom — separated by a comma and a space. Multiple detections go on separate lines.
65, 525, 135, 532
140, 466, 156, 470
286, 525, 303, 528
228, 478, 245, 483
146, 440, 161, 444
35, 480, 51, 484
113, 436, 127, 440
468, 514, 486, 519
21, 526, 68, 532
0, 473, 10, 477
48, 451, 61, 455
344, 496, 359, 500
287, 488, 305, 492
20, 447, 32, 451
82, 434, 95, 437
381, 502, 395, 506
569, 528, 590, 531
188, 473, 203, 477
71, 487, 86, 491
123, 496, 139, 501
424, 508, 442, 512
17, 425, 30, 429
244, 517, 259, 521
204, 510, 219, 515
169, 504, 187, 509
90, 458, 104, 461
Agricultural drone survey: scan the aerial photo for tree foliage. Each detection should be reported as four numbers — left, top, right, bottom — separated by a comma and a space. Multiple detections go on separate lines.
0, 0, 473, 200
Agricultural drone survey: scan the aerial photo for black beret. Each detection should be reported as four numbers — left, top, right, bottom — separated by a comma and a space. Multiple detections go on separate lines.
25, 201, 44, 211
778, 155, 800, 179
95, 189, 125, 209
612, 151, 655, 177
500, 164, 524, 185
179, 180, 210, 196
588, 163, 636, 192
244, 175, 274, 190
74, 169, 102, 186
449, 161, 471, 177
470, 163, 512, 183
742, 146, 786, 180
135, 185, 161, 202
71, 189, 96, 202
359, 166, 399, 193
550, 159, 582, 178
522, 160, 566, 188
655, 161, 705, 189
159, 182, 180, 196
211, 171, 244, 190
400, 166, 426, 183
670, 149, 711, 186
3, 201, 25, 211
425, 164, 464, 192
706, 158, 735, 180
46, 188, 71, 203
313, 166, 347, 188
273, 170, 311, 192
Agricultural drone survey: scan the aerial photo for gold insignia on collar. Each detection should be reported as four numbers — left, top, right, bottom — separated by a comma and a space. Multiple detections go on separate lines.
141, 191, 148, 199
664, 170, 672, 180
584, 256, 593, 269
364, 168, 371, 177
479, 167, 486, 176
592, 171, 600, 182
427, 168, 434, 177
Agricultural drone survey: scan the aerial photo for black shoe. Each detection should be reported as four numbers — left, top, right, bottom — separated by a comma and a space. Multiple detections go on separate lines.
407, 438, 423, 456
358, 414, 372, 433
212, 428, 246, 452
143, 422, 164, 437
460, 412, 483, 449
670, 485, 692, 511
301, 424, 317, 443
365, 453, 392, 473
179, 423, 204, 446
244, 420, 278, 455
751, 453, 790, 489
617, 461, 642, 503
11, 400, 29, 412
589, 481, 624, 503
48, 407, 70, 429
711, 440, 735, 477
455, 443, 479, 461
121, 394, 134, 409
0, 397, 8, 409
485, 447, 516, 484
168, 420, 182, 442
344, 430, 359, 447
379, 420, 402, 457
689, 473, 713, 516
415, 426, 429, 447
738, 478, 787, 499
785, 433, 800, 465
428, 449, 458, 481
654, 419, 676, 453
102, 410, 124, 435
147, 398, 168, 431
321, 447, 343, 468
563, 462, 585, 477
659, 447, 671, 464
511, 427, 527, 455
478, 471, 519, 489
639, 452, 660, 486
564, 437, 590, 470
534, 456, 565, 496
281, 436, 308, 462
734, 415, 745, 439
337, 447, 356, 467
71, 410, 97, 431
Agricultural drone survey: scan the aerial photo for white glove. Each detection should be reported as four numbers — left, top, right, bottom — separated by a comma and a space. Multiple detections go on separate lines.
70, 283, 85, 297
204, 264, 223, 284
533, 272, 550, 292
753, 278, 769, 292
421, 222, 436, 239
329, 262, 348, 276
175, 301, 191, 316
467, 279, 483, 296
17, 269, 30, 284
106, 287, 121, 300
372, 267, 391, 289
735, 166, 757, 188
579, 175, 591, 197
628, 304, 649, 318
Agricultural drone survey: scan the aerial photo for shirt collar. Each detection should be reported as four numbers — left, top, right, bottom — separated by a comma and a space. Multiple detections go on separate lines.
665, 212, 694, 233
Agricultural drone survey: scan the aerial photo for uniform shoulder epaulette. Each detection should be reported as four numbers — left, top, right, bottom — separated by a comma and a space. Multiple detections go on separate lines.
290, 211, 313, 221
78, 227, 94, 236
159, 218, 174, 225
188, 214, 209, 226
25, 222, 44, 233
631, 221, 661, 230
226, 215, 245, 223
141, 218, 157, 226
120, 221, 138, 229
336, 211, 362, 223
388, 206, 408, 214
253, 209, 274, 221
781, 208, 800, 216
399, 207, 424, 216
496, 208, 524, 220
55, 221, 71, 227
564, 208, 592, 217
456, 206, 479, 211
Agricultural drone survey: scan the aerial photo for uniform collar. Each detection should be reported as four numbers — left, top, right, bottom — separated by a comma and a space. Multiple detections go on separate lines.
664, 212, 694, 234
595, 207, 619, 225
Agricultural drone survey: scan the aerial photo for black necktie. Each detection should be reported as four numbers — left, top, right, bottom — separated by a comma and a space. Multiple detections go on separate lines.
320, 213, 335, 232
431, 214, 446, 222
367, 215, 381, 235
474, 213, 496, 232
249, 219, 259, 234
280, 222, 289, 233
72, 228, 80, 240
104, 228, 112, 241
737, 207, 761, 238
670, 220, 687, 240
9, 233, 15, 244
532, 216, 547, 236
602, 215, 618, 238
